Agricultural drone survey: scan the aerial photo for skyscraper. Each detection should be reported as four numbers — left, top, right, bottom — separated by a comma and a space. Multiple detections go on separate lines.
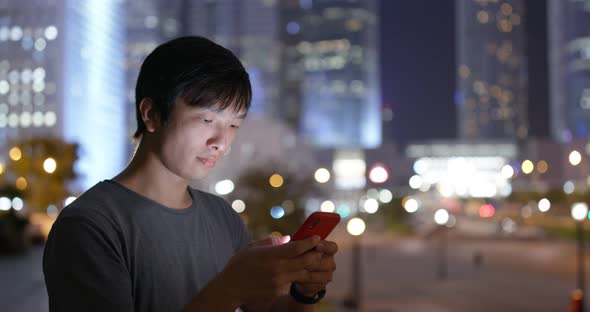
548, 0, 590, 142
296, 0, 381, 148
455, 0, 528, 140
0, 0, 127, 190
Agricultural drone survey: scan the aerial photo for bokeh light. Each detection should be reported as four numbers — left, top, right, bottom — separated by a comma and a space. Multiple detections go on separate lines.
269, 173, 284, 188
501, 165, 514, 179
43, 157, 57, 173
571, 202, 588, 221
347, 217, 366, 236
336, 204, 351, 218
378, 189, 393, 203
214, 179, 234, 195
538, 198, 551, 212
521, 160, 534, 174
403, 197, 419, 213
363, 198, 379, 214
569, 150, 582, 166
64, 196, 77, 207
368, 163, 389, 184
314, 168, 330, 183
537, 160, 548, 174
434, 209, 449, 225
9, 146, 22, 161
231, 199, 246, 213
16, 177, 27, 190
270, 206, 285, 219
479, 204, 495, 218
409, 175, 423, 189
11, 197, 24, 211
320, 200, 335, 212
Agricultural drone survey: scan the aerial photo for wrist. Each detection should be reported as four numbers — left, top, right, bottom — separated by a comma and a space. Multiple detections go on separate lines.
183, 271, 241, 312
290, 283, 326, 305
214, 270, 243, 308
294, 283, 319, 297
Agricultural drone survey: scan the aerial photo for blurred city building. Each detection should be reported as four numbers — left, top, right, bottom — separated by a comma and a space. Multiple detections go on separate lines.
548, 0, 590, 142
0, 0, 127, 190
295, 0, 381, 148
455, 0, 528, 141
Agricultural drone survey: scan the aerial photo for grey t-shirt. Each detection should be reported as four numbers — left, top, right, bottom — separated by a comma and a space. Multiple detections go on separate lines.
43, 180, 251, 312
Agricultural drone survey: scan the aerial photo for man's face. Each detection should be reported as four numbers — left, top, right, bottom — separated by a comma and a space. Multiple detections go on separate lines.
154, 98, 245, 180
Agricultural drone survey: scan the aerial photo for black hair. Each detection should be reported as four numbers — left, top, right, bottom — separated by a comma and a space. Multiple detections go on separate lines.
134, 36, 252, 139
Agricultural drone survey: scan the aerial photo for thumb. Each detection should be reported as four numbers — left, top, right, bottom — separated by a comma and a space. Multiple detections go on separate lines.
249, 235, 291, 247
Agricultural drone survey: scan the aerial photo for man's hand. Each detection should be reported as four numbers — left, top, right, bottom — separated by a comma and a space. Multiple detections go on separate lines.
218, 235, 323, 306
293, 240, 338, 296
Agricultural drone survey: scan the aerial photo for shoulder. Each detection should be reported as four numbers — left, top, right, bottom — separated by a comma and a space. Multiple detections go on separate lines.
190, 187, 234, 215
55, 181, 124, 235
189, 187, 250, 248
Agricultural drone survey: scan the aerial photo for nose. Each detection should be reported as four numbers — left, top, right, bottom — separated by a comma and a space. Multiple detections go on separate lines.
208, 129, 230, 153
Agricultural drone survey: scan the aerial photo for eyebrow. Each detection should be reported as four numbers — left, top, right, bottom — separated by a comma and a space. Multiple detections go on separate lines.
204, 107, 247, 120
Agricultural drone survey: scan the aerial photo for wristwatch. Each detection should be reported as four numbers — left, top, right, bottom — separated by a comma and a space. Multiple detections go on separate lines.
289, 283, 326, 304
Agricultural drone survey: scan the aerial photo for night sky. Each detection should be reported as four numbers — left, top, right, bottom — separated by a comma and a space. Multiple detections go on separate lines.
379, 0, 549, 145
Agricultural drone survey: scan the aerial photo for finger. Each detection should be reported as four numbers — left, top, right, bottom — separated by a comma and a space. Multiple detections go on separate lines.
312, 256, 336, 273
279, 250, 322, 272
316, 241, 338, 255
250, 235, 291, 248
304, 271, 333, 284
278, 269, 311, 285
270, 235, 320, 258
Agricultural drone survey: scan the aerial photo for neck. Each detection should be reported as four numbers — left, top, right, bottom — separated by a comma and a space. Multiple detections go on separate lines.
113, 140, 192, 209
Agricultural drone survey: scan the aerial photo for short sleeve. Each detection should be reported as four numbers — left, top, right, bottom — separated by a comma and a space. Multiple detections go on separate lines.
43, 217, 134, 312
226, 201, 252, 253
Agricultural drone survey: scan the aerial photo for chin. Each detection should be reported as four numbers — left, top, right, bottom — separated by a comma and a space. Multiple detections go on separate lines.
188, 169, 211, 180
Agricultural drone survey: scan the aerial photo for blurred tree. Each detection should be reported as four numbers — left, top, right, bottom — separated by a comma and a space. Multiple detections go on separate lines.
232, 167, 321, 239
1, 137, 79, 213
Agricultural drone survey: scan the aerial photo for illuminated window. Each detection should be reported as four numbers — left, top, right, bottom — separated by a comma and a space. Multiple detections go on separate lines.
0, 80, 9, 94
8, 113, 19, 127
459, 65, 471, 79
500, 3, 512, 15
20, 112, 32, 127
144, 16, 158, 29
32, 111, 44, 127
0, 27, 9, 41
10, 26, 23, 41
44, 26, 58, 40
477, 11, 490, 23
34, 38, 47, 51
44, 111, 57, 127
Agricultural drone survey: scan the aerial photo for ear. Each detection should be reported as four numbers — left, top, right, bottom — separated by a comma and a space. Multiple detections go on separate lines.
139, 98, 160, 133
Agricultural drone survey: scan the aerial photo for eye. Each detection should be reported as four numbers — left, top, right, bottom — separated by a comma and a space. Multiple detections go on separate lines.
230, 124, 240, 129
202, 119, 213, 124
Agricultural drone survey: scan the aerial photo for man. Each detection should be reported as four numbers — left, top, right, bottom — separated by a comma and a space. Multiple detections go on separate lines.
43, 36, 338, 312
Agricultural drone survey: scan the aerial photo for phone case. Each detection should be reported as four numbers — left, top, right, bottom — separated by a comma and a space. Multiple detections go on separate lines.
292, 212, 341, 241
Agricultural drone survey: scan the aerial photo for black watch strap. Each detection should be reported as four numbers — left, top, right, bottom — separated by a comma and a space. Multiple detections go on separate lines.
289, 283, 326, 304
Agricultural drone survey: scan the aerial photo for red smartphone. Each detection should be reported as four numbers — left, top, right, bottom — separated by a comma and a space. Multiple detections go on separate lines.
292, 212, 341, 241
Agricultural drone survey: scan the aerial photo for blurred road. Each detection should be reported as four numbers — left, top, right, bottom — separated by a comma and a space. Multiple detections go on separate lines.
326, 225, 583, 312
0, 228, 585, 312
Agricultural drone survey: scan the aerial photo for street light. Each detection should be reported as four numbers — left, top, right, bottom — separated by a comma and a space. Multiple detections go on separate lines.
571, 202, 588, 312
570, 150, 582, 166
344, 217, 366, 310
434, 209, 449, 281
43, 157, 57, 174
314, 168, 330, 183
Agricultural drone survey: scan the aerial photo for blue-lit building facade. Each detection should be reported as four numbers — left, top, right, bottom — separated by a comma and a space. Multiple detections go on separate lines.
549, 0, 590, 142
0, 0, 127, 190
296, 0, 381, 148
455, 0, 528, 141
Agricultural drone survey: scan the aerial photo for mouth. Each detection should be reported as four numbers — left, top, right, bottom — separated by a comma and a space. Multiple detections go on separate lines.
197, 157, 217, 169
